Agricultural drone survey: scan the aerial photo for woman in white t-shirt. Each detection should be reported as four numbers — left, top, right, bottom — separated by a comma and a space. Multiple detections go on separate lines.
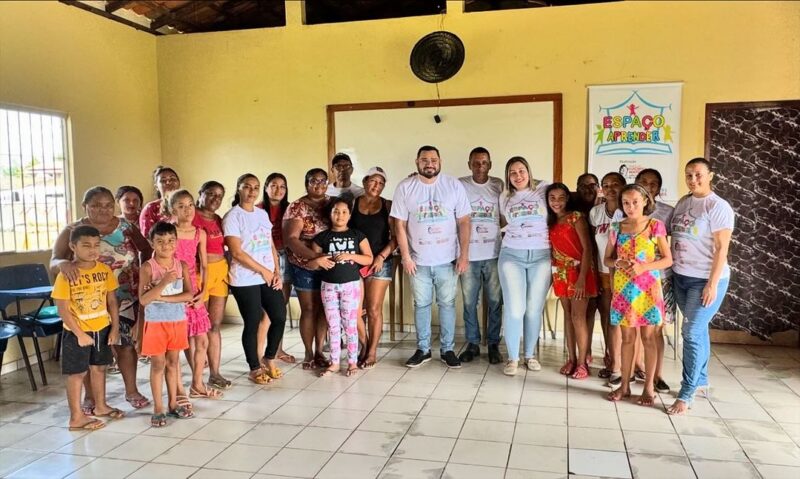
667, 158, 734, 415
223, 174, 287, 385
498, 157, 551, 376
589, 172, 625, 387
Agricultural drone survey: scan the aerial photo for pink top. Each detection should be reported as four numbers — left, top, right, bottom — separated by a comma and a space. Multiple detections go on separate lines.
193, 213, 225, 256
140, 199, 169, 238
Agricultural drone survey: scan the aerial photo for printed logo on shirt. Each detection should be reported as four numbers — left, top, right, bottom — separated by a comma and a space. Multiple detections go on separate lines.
246, 225, 272, 252
469, 199, 497, 222
507, 201, 543, 220
671, 212, 701, 238
416, 200, 449, 223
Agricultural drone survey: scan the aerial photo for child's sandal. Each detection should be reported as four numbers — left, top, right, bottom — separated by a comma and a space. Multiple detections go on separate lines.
167, 405, 194, 419
175, 395, 193, 411
571, 364, 589, 380
151, 413, 167, 427
559, 361, 575, 376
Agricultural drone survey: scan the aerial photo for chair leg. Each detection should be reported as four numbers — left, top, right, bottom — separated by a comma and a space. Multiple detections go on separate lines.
16, 336, 37, 391
54, 332, 62, 361
32, 335, 47, 386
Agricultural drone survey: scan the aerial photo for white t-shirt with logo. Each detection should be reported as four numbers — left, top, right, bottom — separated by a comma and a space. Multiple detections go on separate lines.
651, 201, 675, 278
326, 184, 364, 198
390, 174, 471, 266
589, 204, 624, 274
222, 205, 276, 287
499, 181, 551, 251
459, 176, 504, 261
670, 193, 735, 279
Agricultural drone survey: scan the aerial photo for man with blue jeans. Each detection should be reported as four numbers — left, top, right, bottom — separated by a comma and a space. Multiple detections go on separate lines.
458, 147, 504, 364
391, 145, 471, 368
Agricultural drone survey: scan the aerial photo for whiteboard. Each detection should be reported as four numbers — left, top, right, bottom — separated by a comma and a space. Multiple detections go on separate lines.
330, 97, 560, 198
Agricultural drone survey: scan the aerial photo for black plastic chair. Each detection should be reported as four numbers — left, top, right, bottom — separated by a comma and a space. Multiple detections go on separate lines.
0, 264, 63, 390
0, 320, 24, 379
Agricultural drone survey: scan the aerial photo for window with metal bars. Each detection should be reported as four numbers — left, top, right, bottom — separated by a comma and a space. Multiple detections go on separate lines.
0, 106, 71, 253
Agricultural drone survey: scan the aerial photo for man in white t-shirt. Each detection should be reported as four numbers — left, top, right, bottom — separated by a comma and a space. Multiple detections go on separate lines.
458, 147, 504, 364
326, 153, 365, 198
391, 145, 471, 369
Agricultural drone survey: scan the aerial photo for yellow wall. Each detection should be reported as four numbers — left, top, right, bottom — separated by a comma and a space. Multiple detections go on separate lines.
156, 1, 800, 198
0, 1, 162, 366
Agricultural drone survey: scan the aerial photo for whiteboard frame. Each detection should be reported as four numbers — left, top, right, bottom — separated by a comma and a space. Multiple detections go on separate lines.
327, 94, 563, 182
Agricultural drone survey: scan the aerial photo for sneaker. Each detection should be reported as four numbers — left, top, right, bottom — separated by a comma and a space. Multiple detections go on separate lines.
634, 370, 646, 382
525, 358, 542, 371
441, 350, 462, 369
655, 378, 670, 393
458, 343, 480, 363
608, 373, 622, 390
503, 359, 519, 376
488, 344, 502, 364
405, 350, 432, 368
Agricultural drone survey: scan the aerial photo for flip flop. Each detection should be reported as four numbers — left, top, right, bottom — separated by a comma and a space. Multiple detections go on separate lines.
263, 365, 283, 380
314, 356, 331, 369
69, 418, 105, 431
126, 393, 151, 409
95, 407, 125, 420
302, 360, 317, 370
318, 367, 339, 378
190, 385, 224, 399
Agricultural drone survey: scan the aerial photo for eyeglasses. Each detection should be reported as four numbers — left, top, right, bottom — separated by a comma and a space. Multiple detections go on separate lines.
308, 178, 328, 186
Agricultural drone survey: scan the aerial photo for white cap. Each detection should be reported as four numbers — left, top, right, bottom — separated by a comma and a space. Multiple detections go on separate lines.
364, 166, 387, 181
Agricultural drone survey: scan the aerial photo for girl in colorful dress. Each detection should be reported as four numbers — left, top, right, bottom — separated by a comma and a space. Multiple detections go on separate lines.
604, 184, 672, 406
194, 181, 231, 390
635, 168, 675, 394
311, 197, 373, 377
546, 183, 598, 379
169, 190, 221, 399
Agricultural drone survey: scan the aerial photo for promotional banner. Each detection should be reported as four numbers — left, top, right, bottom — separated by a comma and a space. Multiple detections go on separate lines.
588, 82, 682, 203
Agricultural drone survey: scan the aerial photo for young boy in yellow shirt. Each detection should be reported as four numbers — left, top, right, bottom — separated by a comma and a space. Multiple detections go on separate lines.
52, 225, 122, 430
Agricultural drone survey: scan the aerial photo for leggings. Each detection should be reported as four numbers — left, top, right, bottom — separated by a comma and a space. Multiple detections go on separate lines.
230, 283, 287, 371
321, 280, 361, 364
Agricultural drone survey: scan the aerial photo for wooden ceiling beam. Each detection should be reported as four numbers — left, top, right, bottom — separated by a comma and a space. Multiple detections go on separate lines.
105, 0, 132, 13
59, 0, 163, 35
150, 1, 206, 30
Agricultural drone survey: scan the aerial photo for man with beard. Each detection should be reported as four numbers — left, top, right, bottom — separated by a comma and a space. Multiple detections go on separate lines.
326, 153, 364, 198
391, 146, 471, 369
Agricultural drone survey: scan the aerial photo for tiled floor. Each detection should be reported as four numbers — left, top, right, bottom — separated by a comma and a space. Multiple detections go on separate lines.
1, 324, 799, 478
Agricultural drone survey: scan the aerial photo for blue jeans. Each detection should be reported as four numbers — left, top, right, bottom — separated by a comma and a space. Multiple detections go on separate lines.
498, 248, 551, 361
461, 259, 502, 346
411, 263, 458, 354
674, 273, 730, 402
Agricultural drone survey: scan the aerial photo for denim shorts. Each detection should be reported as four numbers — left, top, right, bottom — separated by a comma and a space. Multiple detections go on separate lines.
367, 258, 393, 281
290, 263, 322, 292
278, 250, 293, 284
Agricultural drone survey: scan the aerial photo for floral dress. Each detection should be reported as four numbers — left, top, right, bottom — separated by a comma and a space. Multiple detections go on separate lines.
549, 211, 598, 298
609, 219, 667, 327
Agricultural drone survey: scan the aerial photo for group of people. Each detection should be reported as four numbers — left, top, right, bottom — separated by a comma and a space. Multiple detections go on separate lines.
48, 145, 733, 431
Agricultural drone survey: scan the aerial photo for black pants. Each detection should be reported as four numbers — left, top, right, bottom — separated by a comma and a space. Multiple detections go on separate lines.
230, 283, 287, 371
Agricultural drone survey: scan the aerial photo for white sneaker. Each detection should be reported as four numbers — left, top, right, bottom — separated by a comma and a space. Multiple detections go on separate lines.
525, 358, 541, 371
503, 360, 519, 376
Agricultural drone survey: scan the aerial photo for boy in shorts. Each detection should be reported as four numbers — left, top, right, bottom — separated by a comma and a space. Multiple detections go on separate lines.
52, 225, 122, 431
139, 222, 193, 427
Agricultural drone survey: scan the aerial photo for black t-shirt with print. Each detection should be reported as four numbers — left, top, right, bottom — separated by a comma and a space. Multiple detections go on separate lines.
313, 228, 367, 284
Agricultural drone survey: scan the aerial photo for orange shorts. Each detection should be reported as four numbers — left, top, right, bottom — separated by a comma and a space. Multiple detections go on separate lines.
204, 259, 229, 301
141, 320, 189, 356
